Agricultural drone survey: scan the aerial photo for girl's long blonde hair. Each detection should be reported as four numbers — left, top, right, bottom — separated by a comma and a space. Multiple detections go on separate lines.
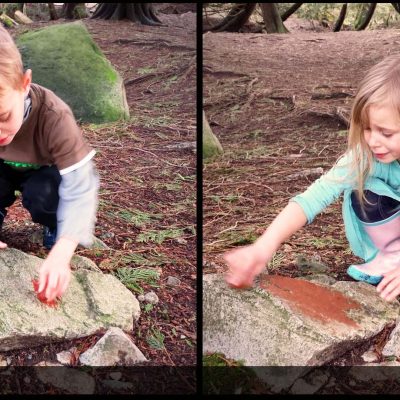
347, 54, 400, 206
0, 25, 24, 94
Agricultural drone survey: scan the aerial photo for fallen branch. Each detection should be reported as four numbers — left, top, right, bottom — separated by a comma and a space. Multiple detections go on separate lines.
301, 106, 350, 127
311, 91, 352, 100
0, 12, 18, 27
113, 38, 195, 52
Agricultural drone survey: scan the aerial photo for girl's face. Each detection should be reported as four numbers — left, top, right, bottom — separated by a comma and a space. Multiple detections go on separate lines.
364, 103, 400, 163
0, 70, 31, 147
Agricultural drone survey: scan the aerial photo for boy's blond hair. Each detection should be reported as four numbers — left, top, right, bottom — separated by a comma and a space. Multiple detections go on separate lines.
346, 54, 400, 205
0, 25, 24, 94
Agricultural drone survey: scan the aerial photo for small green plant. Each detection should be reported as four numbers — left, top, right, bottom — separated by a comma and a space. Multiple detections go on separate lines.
154, 182, 182, 191
136, 228, 185, 244
113, 208, 162, 227
144, 303, 154, 313
113, 267, 160, 294
140, 115, 173, 128
184, 339, 194, 348
268, 252, 285, 272
146, 328, 165, 350
137, 67, 156, 75
175, 173, 195, 182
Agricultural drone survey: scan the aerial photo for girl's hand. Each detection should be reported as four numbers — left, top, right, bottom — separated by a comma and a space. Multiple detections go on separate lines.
224, 243, 271, 289
0, 241, 7, 249
38, 237, 77, 302
377, 267, 400, 302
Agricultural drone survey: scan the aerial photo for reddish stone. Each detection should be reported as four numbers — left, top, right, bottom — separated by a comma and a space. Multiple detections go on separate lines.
260, 275, 362, 328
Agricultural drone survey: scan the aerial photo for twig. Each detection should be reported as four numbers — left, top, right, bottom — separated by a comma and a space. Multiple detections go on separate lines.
132, 147, 192, 168
113, 38, 195, 52
217, 221, 239, 235
204, 238, 229, 247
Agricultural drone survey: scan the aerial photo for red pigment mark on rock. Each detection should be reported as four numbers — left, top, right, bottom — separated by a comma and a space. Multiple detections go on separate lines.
32, 279, 59, 308
260, 275, 361, 328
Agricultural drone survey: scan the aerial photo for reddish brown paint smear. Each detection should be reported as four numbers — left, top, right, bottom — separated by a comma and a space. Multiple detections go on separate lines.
260, 275, 362, 328
32, 279, 59, 308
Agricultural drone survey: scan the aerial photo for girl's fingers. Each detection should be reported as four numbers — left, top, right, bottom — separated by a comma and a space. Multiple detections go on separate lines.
378, 270, 399, 292
380, 276, 400, 301
0, 241, 7, 249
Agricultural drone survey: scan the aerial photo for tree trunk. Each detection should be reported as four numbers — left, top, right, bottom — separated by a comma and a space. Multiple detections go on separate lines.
392, 3, 400, 13
91, 3, 162, 25
48, 3, 58, 20
333, 3, 347, 32
355, 3, 376, 30
203, 112, 223, 159
280, 3, 303, 22
203, 3, 256, 33
61, 3, 87, 19
61, 3, 77, 19
260, 3, 289, 33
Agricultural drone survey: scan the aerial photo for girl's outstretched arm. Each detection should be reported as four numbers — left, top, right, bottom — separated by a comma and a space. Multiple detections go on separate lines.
224, 201, 307, 288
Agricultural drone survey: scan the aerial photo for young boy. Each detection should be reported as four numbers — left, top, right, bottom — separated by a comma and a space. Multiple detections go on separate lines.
0, 26, 99, 303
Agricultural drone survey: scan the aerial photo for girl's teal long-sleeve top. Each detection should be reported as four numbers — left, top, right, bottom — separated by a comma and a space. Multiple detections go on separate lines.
290, 154, 400, 262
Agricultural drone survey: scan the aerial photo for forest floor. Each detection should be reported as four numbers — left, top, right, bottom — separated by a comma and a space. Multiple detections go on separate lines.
203, 16, 400, 389
0, 8, 196, 394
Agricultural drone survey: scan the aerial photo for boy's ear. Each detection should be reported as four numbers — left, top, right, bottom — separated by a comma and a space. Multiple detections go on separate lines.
23, 69, 32, 96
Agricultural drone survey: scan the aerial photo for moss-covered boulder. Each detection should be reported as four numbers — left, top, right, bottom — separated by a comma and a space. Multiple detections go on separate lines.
203, 111, 223, 159
17, 21, 129, 123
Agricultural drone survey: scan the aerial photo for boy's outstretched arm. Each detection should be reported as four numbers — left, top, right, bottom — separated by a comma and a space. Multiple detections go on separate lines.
38, 160, 99, 302
224, 201, 307, 288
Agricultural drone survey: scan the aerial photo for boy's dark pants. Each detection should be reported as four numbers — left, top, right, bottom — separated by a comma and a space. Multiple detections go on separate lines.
0, 161, 61, 229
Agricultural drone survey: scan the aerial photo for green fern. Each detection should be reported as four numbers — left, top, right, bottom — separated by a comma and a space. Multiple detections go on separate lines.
113, 267, 160, 294
136, 228, 184, 244
146, 329, 165, 350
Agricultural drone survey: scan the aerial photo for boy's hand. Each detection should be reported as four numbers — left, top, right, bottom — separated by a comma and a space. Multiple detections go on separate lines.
38, 257, 71, 302
377, 266, 400, 302
224, 243, 271, 289
38, 237, 77, 302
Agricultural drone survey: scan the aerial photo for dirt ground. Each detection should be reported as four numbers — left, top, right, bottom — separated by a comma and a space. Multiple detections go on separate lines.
203, 20, 400, 370
0, 6, 196, 393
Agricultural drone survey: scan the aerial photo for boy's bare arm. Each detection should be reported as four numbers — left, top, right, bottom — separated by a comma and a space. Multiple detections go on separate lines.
38, 237, 78, 301
224, 202, 307, 288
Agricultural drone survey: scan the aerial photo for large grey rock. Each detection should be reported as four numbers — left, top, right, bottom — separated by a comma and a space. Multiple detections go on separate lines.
0, 248, 140, 351
203, 274, 399, 367
79, 326, 147, 366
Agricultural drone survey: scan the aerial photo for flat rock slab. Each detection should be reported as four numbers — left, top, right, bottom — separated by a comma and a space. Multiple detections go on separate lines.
203, 274, 399, 367
0, 248, 140, 351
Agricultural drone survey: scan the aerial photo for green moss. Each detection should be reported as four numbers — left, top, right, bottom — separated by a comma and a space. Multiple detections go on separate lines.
17, 21, 129, 123
203, 353, 265, 394
97, 313, 113, 325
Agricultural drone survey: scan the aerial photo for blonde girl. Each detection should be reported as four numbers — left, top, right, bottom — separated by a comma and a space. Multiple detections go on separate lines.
225, 54, 400, 302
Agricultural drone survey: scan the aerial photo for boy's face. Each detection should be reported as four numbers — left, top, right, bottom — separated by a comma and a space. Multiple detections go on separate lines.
364, 103, 400, 163
0, 70, 31, 146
